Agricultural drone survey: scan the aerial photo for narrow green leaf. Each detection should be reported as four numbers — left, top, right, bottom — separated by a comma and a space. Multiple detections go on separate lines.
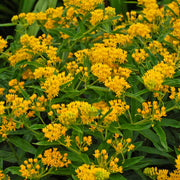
125, 92, 145, 103
30, 124, 46, 130
159, 118, 180, 128
8, 136, 36, 154
136, 146, 173, 159
153, 125, 168, 151
139, 129, 163, 151
123, 156, 144, 169
120, 122, 152, 131
33, 140, 60, 146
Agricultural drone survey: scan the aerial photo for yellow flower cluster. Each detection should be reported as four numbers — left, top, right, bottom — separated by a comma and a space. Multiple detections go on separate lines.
8, 48, 33, 67
41, 148, 71, 168
87, 43, 128, 67
19, 158, 42, 179
144, 154, 180, 180
166, 0, 180, 18
127, 23, 151, 39
93, 99, 129, 125
42, 123, 67, 142
0, 170, 10, 180
0, 116, 16, 139
75, 164, 110, 180
22, 68, 34, 80
64, 0, 103, 15
105, 76, 131, 97
0, 88, 5, 95
169, 87, 180, 102
8, 79, 24, 94
91, 63, 112, 82
112, 67, 132, 79
75, 135, 92, 152
132, 49, 149, 64
107, 134, 135, 154
90, 9, 104, 26
20, 34, 61, 65
30, 94, 47, 113
137, 0, 164, 23
33, 67, 59, 79
142, 61, 175, 92
126, 11, 137, 22
93, 149, 123, 173
41, 72, 73, 99
103, 34, 132, 47
165, 18, 180, 47
57, 101, 98, 125
137, 101, 166, 122
0, 36, 7, 53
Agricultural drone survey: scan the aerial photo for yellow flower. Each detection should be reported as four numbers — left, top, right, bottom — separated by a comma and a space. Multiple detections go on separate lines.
41, 148, 71, 168
42, 123, 67, 142
0, 36, 7, 53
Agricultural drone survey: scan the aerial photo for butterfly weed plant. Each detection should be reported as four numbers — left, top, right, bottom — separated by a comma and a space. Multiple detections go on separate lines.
0, 0, 180, 179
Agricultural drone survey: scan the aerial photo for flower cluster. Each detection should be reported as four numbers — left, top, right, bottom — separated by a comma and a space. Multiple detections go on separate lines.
0, 36, 7, 53
41, 148, 71, 168
144, 154, 180, 180
42, 123, 67, 142
41, 72, 74, 99
75, 164, 110, 180
19, 158, 42, 179
137, 101, 166, 122
107, 134, 135, 155
75, 135, 92, 152
93, 149, 123, 173
132, 49, 149, 64
56, 101, 98, 125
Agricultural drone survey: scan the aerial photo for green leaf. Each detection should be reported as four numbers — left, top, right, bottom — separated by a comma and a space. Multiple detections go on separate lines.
120, 122, 152, 131
4, 166, 21, 176
123, 156, 144, 169
159, 118, 180, 128
163, 79, 180, 87
30, 124, 46, 130
8, 136, 36, 154
153, 125, 168, 151
0, 150, 17, 163
50, 167, 74, 176
136, 146, 173, 159
110, 174, 127, 180
33, 140, 60, 146
71, 125, 83, 134
125, 92, 145, 103
139, 129, 163, 151
19, 86, 30, 100
86, 85, 109, 92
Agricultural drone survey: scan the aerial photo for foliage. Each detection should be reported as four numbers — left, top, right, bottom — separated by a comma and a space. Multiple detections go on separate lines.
0, 0, 180, 179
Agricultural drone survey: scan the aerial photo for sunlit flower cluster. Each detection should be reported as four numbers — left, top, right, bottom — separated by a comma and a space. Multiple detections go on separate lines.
42, 123, 67, 142
57, 101, 98, 125
75, 164, 110, 180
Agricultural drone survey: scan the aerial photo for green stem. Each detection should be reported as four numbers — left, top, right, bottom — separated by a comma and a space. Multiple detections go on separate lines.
166, 105, 178, 113
37, 112, 45, 125
0, 23, 16, 27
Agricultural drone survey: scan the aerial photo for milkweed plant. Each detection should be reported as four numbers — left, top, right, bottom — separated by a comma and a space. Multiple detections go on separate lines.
0, 0, 180, 179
